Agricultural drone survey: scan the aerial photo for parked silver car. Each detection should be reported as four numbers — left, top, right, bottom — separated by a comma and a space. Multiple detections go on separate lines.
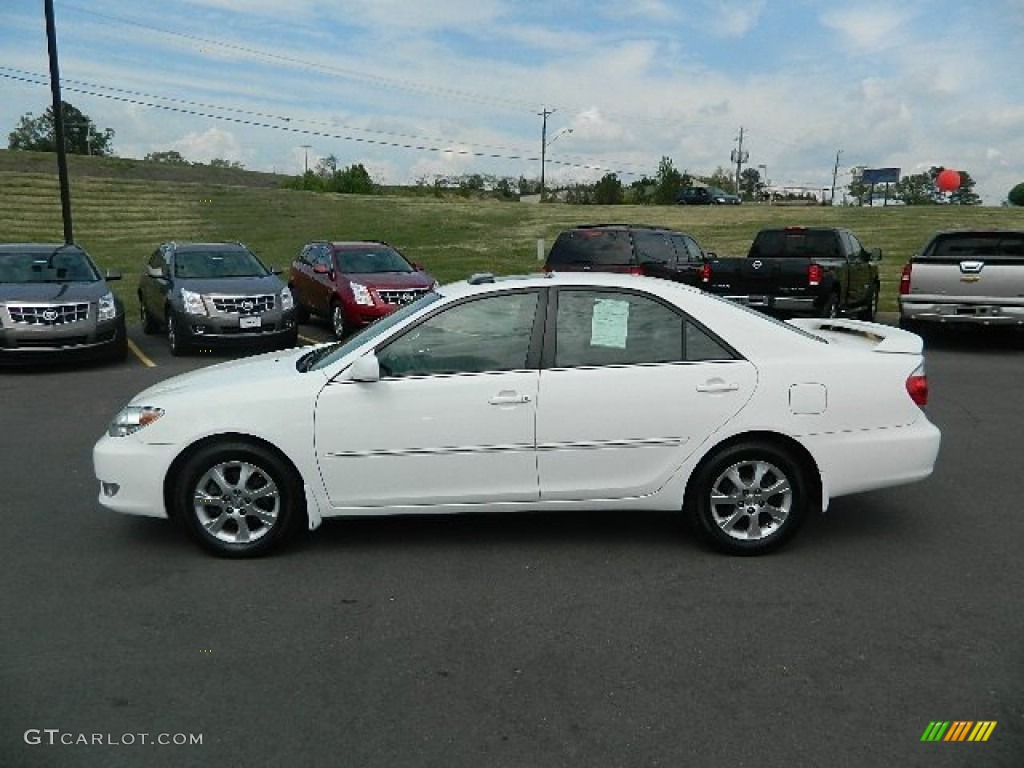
898, 230, 1024, 330
0, 243, 127, 364
137, 241, 298, 356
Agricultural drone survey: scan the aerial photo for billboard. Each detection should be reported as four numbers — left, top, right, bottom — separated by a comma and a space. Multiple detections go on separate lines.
861, 167, 901, 185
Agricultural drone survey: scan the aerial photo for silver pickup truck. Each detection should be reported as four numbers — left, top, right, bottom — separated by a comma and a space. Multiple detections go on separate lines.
898, 230, 1024, 330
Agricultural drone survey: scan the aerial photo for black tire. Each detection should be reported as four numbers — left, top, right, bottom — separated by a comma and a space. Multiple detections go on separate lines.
139, 298, 159, 334
173, 441, 302, 558
857, 284, 879, 321
330, 302, 350, 340
820, 292, 839, 319
167, 310, 189, 357
688, 441, 810, 555
279, 327, 300, 350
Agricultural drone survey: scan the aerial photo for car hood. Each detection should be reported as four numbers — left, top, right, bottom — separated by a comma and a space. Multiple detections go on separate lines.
0, 281, 110, 302
130, 345, 324, 404
173, 275, 284, 294
345, 271, 435, 290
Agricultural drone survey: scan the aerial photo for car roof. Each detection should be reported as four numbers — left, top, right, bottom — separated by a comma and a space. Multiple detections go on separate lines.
0, 243, 87, 254
166, 242, 250, 251
439, 270, 706, 300
325, 241, 394, 250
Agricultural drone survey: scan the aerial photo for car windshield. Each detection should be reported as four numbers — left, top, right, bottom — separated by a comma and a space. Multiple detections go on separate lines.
546, 229, 633, 267
0, 249, 100, 283
925, 232, 1024, 260
336, 247, 414, 274
300, 291, 441, 372
174, 249, 269, 278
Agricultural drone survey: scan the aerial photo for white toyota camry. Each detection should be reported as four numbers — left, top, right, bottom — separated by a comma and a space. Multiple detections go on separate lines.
94, 272, 940, 557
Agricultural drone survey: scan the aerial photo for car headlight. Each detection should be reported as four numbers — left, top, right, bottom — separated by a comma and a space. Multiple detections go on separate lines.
430, 281, 440, 291
181, 288, 207, 315
108, 406, 165, 437
98, 291, 118, 322
280, 286, 294, 311
350, 282, 374, 306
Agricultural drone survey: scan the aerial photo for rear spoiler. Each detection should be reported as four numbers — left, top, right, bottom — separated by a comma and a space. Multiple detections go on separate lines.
787, 317, 923, 354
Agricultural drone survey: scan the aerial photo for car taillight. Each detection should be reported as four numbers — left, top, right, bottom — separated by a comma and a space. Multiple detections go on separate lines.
542, 264, 552, 273
698, 263, 712, 283
899, 264, 912, 295
906, 365, 928, 407
628, 266, 644, 275
807, 263, 823, 287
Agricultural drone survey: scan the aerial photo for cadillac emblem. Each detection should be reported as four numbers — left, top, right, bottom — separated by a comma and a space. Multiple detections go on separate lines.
42, 309, 59, 322
241, 300, 254, 312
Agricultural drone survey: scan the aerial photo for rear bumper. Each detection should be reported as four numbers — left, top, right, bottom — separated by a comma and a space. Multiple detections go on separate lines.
899, 299, 1024, 326
803, 419, 941, 502
723, 295, 818, 314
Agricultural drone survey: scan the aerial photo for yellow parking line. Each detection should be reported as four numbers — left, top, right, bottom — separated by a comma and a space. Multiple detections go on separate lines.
127, 338, 156, 367
298, 333, 326, 345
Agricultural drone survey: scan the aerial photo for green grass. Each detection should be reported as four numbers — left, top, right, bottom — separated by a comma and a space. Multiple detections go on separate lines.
2, 149, 1023, 317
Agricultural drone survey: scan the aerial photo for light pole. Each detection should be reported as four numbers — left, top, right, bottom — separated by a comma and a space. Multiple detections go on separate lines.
300, 144, 312, 175
757, 164, 768, 202
539, 108, 572, 202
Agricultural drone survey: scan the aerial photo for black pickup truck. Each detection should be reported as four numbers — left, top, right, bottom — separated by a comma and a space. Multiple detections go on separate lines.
698, 226, 882, 319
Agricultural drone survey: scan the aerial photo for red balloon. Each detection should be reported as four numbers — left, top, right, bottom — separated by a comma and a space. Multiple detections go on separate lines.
936, 169, 961, 192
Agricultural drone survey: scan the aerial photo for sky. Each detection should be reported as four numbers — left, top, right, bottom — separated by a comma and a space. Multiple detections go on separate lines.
1, 0, 1022, 204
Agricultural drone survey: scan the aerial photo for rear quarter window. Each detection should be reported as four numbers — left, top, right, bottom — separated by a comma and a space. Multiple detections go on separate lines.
546, 230, 634, 267
924, 232, 1024, 259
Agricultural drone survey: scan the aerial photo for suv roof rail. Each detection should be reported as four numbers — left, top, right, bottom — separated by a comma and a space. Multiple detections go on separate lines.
570, 223, 667, 231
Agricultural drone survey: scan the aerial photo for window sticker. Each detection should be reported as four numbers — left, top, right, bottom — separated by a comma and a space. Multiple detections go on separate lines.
590, 298, 629, 348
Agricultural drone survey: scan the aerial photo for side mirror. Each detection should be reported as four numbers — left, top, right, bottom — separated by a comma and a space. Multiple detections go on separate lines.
313, 264, 330, 275
348, 353, 380, 382
412, 262, 424, 271
869, 248, 882, 262
105, 269, 122, 281
271, 267, 283, 275
147, 265, 164, 279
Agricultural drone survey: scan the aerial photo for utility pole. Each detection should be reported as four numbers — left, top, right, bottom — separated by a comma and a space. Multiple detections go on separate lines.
538, 108, 554, 202
44, 0, 73, 244
730, 127, 748, 197
300, 144, 311, 174
830, 149, 843, 205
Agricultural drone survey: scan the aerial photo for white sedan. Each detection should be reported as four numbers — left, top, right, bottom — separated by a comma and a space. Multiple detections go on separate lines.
94, 272, 940, 557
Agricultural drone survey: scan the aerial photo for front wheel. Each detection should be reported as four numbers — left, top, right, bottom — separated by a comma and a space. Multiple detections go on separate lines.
173, 441, 302, 558
858, 284, 879, 321
689, 441, 811, 555
167, 310, 189, 357
331, 302, 351, 340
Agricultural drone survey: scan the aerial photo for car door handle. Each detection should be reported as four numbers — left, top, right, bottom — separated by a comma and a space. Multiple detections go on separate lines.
696, 380, 740, 393
488, 391, 532, 405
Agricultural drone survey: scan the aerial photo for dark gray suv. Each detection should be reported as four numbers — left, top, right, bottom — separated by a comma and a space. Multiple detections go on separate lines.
138, 242, 298, 356
0, 243, 127, 364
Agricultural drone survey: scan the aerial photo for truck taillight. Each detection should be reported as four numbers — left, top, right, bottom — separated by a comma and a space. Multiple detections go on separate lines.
628, 266, 644, 275
906, 364, 928, 407
698, 263, 712, 283
807, 264, 823, 286
899, 264, 912, 295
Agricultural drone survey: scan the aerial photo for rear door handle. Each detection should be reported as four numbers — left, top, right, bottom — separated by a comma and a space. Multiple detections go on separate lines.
696, 381, 740, 393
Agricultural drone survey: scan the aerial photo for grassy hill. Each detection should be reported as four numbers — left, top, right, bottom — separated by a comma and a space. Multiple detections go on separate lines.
3, 149, 1023, 316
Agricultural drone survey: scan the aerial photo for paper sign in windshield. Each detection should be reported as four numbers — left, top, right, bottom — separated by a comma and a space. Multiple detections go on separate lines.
591, 298, 629, 348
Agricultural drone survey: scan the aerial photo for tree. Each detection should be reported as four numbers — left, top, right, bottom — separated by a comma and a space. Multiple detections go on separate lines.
209, 158, 244, 170
8, 101, 114, 156
894, 172, 938, 205
1009, 183, 1024, 206
653, 156, 684, 204
593, 173, 624, 205
739, 167, 762, 199
145, 150, 189, 164
703, 166, 735, 192
945, 169, 982, 206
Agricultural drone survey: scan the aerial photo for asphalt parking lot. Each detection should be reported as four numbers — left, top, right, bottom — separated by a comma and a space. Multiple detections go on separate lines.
1, 321, 1022, 768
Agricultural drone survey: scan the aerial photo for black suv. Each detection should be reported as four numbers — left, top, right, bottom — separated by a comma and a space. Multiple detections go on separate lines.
676, 186, 741, 205
0, 243, 127, 364
138, 241, 298, 356
543, 224, 712, 286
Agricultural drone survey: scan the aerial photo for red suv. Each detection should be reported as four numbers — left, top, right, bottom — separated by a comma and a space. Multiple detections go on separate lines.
288, 241, 437, 338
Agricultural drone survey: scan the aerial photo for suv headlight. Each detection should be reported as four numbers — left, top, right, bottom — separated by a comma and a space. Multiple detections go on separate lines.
280, 286, 294, 311
108, 406, 165, 437
350, 282, 374, 306
181, 288, 207, 315
98, 292, 118, 322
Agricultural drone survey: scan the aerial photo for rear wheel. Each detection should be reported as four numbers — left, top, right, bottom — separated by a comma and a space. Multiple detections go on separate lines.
173, 441, 302, 558
689, 441, 810, 555
820, 293, 839, 319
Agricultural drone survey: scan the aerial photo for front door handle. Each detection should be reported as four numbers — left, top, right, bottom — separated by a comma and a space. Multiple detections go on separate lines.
696, 380, 740, 394
489, 391, 532, 406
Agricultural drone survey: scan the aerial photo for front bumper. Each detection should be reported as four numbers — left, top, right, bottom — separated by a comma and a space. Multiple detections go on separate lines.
178, 309, 298, 346
0, 315, 125, 360
93, 434, 179, 518
899, 299, 1024, 326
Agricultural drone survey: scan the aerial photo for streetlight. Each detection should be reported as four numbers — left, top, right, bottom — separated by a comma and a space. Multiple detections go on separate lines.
538, 108, 572, 202
300, 144, 312, 175
757, 164, 769, 202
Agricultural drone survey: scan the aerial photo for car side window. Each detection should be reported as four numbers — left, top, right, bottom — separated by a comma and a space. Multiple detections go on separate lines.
845, 232, 865, 260
377, 292, 539, 377
685, 322, 735, 361
632, 231, 673, 266
554, 290, 683, 366
147, 250, 164, 272
313, 246, 332, 268
671, 234, 704, 263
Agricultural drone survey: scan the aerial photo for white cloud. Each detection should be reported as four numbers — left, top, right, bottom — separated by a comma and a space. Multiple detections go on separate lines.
169, 127, 245, 164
